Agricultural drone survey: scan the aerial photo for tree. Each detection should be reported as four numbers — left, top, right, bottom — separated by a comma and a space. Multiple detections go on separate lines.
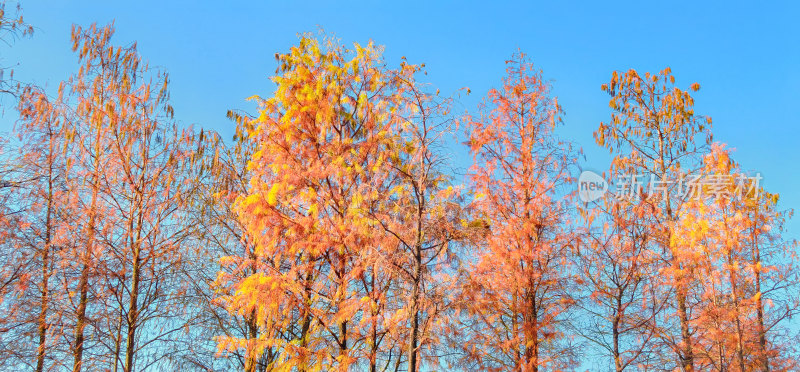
671, 145, 799, 371
62, 23, 127, 371
222, 34, 421, 371
455, 53, 579, 371
596, 67, 712, 371
740, 190, 800, 371
0, 5, 36, 363
21, 23, 199, 371
576, 195, 665, 371
13, 85, 73, 372
372, 64, 463, 372
70, 23, 196, 371
189, 119, 287, 372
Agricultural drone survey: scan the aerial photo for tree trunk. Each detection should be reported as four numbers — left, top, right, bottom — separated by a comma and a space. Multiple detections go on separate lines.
677, 290, 693, 372
298, 268, 313, 372
124, 244, 140, 372
613, 296, 622, 372
752, 227, 769, 372
245, 310, 258, 372
407, 244, 421, 372
113, 311, 123, 372
338, 254, 349, 361
36, 158, 55, 372
525, 294, 539, 372
73, 113, 104, 372
728, 254, 746, 372
72, 263, 90, 372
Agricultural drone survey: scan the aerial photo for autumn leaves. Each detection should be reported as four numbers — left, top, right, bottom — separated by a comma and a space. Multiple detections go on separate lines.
214, 36, 798, 371
218, 35, 464, 371
1, 19, 798, 372
3, 23, 195, 371
454, 54, 579, 371
582, 69, 796, 371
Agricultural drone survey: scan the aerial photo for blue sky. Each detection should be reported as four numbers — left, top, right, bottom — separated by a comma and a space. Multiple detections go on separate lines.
2, 0, 798, 233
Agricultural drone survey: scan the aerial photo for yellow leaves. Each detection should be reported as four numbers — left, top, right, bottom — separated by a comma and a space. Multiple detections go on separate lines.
307, 202, 319, 216
596, 127, 606, 147
353, 42, 365, 59
357, 91, 368, 109
353, 162, 364, 175
690, 82, 701, 92
389, 185, 406, 197
241, 192, 262, 209
439, 185, 459, 200
304, 186, 317, 200
371, 154, 385, 173
267, 183, 280, 206
403, 140, 416, 154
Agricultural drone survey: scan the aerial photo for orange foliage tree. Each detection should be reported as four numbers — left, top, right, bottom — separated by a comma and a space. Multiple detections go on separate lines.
187, 122, 278, 371
370, 63, 464, 372
1, 22, 200, 371
67, 23, 197, 371
219, 34, 421, 371
671, 145, 799, 371
14, 85, 74, 372
576, 192, 665, 371
595, 67, 713, 371
454, 53, 580, 371
0, 19, 798, 372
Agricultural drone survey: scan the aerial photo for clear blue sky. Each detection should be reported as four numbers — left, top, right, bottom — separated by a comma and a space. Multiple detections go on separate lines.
2, 0, 799, 234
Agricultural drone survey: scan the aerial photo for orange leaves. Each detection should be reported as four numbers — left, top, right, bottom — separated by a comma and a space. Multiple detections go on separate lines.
591, 66, 800, 370
217, 31, 438, 371
0, 21, 206, 372
456, 53, 579, 370
597, 68, 712, 178
266, 183, 280, 206
9, 6, 800, 371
